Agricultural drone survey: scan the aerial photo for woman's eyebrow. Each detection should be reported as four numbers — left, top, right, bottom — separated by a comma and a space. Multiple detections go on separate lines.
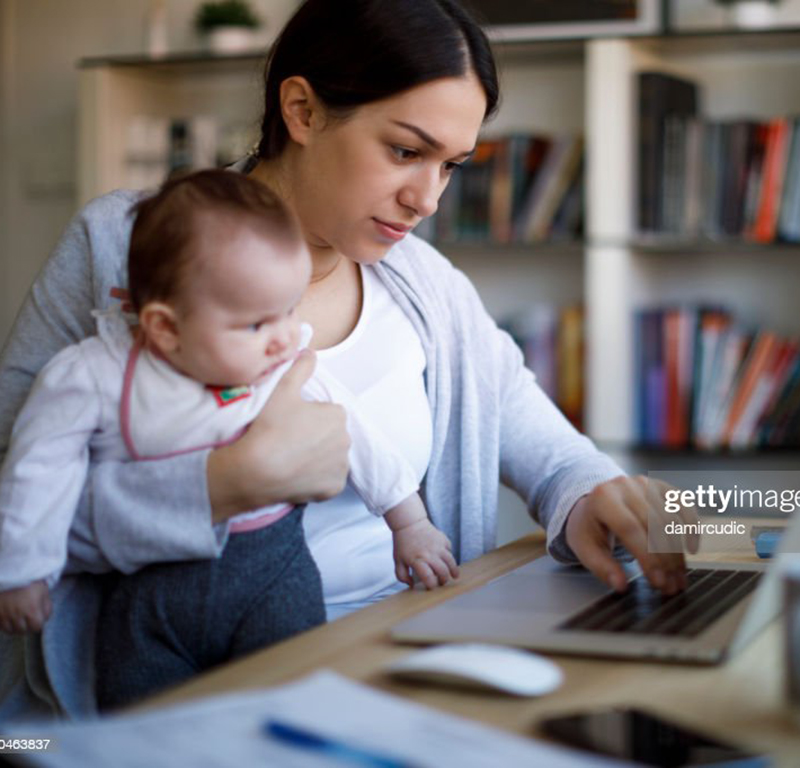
391, 120, 475, 159
392, 120, 443, 149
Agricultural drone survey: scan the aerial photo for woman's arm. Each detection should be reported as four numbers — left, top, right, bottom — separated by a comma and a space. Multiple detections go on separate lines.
497, 328, 693, 594
435, 263, 689, 595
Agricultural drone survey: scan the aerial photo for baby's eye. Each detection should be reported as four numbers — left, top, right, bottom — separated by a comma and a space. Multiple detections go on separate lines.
249, 322, 263, 332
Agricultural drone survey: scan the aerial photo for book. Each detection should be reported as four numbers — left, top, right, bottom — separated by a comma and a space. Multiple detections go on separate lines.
750, 117, 792, 243
682, 117, 704, 237
700, 121, 725, 239
521, 136, 584, 242
635, 308, 666, 445
516, 135, 581, 242
557, 305, 584, 430
720, 121, 759, 237
741, 121, 770, 235
777, 118, 800, 242
697, 328, 752, 449
663, 307, 696, 447
691, 308, 732, 441
732, 339, 800, 447
761, 353, 800, 445
457, 138, 500, 241
637, 71, 700, 234
721, 331, 781, 447
488, 137, 513, 243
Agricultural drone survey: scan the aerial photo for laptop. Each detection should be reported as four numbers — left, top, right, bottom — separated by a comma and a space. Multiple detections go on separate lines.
391, 513, 799, 664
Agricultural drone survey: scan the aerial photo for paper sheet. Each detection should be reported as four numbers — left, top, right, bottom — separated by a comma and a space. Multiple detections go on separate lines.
7, 670, 624, 767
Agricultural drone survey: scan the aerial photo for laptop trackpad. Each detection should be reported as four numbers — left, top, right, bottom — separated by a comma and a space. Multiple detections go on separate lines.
459, 557, 631, 615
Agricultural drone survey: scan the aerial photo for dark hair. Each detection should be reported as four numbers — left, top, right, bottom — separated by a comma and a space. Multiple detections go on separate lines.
256, 0, 499, 160
128, 169, 300, 313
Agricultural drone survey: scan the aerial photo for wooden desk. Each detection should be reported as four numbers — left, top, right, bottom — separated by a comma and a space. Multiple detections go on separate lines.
140, 534, 800, 767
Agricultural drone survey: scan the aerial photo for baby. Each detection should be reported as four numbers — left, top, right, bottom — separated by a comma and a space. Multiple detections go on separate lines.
0, 170, 457, 703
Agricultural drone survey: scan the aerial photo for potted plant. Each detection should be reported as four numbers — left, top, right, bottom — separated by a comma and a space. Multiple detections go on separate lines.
713, 0, 781, 29
195, 0, 261, 53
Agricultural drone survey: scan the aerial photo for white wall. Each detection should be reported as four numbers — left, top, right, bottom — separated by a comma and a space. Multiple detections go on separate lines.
0, 0, 297, 347
673, 0, 800, 28
1, 1, 15, 340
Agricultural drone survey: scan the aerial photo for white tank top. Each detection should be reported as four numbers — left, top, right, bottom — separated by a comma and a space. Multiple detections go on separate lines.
303, 264, 432, 607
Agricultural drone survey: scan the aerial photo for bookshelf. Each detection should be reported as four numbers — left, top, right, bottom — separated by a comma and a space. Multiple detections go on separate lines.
76, 29, 800, 456
77, 52, 266, 207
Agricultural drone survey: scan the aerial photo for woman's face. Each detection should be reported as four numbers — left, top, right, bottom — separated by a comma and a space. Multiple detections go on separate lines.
293, 73, 487, 264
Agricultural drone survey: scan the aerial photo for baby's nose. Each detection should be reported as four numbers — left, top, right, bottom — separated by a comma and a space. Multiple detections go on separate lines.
265, 336, 287, 356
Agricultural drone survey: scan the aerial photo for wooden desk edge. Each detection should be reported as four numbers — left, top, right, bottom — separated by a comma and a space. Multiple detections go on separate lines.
136, 532, 547, 710
131, 533, 800, 767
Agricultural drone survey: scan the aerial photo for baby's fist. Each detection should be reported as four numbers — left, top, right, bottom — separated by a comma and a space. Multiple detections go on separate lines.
0, 581, 52, 634
393, 520, 459, 590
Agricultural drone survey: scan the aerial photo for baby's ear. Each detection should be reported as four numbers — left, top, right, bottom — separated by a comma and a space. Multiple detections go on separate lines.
139, 302, 180, 354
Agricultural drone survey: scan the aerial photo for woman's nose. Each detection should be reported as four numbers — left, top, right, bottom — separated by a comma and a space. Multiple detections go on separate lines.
400, 168, 440, 219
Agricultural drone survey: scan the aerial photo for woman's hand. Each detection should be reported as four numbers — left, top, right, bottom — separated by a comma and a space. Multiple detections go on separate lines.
207, 350, 351, 523
565, 475, 699, 595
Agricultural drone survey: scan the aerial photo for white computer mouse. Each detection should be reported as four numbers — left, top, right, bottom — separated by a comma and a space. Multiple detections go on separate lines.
387, 643, 563, 696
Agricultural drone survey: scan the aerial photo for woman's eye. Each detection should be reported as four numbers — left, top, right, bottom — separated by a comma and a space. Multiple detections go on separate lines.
443, 161, 463, 175
391, 145, 419, 161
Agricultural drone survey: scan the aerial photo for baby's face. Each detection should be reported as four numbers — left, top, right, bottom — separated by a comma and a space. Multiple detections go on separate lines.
171, 228, 311, 387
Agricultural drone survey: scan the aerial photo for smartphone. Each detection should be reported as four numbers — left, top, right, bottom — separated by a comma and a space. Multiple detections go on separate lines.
539, 707, 771, 767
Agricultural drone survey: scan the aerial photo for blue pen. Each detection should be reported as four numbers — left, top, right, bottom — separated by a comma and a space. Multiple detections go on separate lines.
264, 719, 416, 768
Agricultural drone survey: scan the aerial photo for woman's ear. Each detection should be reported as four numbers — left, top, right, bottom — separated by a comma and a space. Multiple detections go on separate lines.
279, 76, 322, 147
139, 302, 180, 355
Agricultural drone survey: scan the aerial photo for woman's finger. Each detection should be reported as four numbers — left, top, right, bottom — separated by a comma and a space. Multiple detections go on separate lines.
617, 480, 687, 594
595, 502, 653, 576
260, 348, 316, 411
566, 506, 629, 592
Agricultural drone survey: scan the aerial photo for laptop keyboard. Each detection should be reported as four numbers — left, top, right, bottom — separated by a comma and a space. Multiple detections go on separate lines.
559, 568, 762, 637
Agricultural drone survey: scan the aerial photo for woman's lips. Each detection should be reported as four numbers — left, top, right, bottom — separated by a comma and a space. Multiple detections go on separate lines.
373, 218, 411, 242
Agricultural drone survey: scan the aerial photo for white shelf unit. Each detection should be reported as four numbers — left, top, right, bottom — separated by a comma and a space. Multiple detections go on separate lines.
77, 32, 800, 455
77, 54, 266, 207
585, 33, 800, 447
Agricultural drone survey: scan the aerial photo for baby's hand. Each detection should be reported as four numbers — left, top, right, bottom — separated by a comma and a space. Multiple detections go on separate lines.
0, 581, 52, 634
392, 519, 460, 590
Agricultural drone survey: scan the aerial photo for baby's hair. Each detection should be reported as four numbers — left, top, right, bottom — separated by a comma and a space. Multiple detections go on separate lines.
128, 169, 301, 313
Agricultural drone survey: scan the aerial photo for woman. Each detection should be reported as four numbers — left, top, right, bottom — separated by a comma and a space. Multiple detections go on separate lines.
0, 0, 689, 718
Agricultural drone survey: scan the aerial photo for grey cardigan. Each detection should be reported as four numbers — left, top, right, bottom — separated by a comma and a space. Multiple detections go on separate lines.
0, 189, 623, 720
